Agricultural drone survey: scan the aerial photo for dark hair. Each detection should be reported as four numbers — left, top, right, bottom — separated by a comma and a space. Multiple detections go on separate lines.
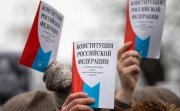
132, 87, 180, 107
129, 99, 180, 111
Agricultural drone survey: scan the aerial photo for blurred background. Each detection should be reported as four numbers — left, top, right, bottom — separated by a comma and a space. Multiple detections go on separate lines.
0, 0, 180, 109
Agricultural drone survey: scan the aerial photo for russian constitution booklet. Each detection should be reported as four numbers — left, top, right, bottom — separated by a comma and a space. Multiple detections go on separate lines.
124, 0, 166, 58
72, 40, 118, 109
19, 1, 64, 72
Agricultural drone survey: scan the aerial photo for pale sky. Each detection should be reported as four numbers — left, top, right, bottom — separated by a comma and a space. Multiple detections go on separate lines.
0, 0, 178, 67
0, 0, 180, 96
0, 0, 100, 64
0, 0, 124, 89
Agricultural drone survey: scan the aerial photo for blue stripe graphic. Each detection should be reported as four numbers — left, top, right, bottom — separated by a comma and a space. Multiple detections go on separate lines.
32, 46, 51, 72
83, 82, 100, 108
135, 35, 150, 58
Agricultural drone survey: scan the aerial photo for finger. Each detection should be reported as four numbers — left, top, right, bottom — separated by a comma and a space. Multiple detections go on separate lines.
124, 65, 141, 75
120, 50, 141, 63
117, 55, 140, 75
63, 98, 95, 111
121, 56, 140, 67
70, 105, 94, 111
117, 41, 132, 60
62, 92, 88, 107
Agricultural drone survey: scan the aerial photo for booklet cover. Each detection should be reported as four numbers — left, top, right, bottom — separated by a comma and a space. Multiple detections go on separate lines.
19, 1, 64, 72
72, 40, 118, 109
124, 0, 166, 59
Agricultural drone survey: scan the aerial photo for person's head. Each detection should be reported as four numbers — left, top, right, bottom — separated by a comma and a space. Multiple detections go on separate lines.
129, 99, 180, 111
132, 86, 180, 107
43, 61, 72, 92
43, 61, 72, 108
2, 90, 57, 111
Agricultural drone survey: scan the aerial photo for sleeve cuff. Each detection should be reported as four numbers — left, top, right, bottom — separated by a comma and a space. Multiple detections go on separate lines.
114, 98, 131, 110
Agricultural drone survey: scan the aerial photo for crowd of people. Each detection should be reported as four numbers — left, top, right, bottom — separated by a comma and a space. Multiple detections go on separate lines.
2, 42, 180, 111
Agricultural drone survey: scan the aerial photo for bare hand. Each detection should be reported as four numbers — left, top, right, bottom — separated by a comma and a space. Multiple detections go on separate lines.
61, 92, 95, 111
116, 41, 141, 103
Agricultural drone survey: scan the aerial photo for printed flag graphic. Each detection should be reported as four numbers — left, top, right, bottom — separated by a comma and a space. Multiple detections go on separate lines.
125, 0, 166, 59
19, 1, 64, 72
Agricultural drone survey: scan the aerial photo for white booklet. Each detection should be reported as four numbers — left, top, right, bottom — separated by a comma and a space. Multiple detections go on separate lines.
124, 0, 166, 59
19, 1, 64, 72
72, 40, 118, 109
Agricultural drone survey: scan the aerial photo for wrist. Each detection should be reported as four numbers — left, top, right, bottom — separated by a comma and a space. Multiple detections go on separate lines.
115, 88, 134, 104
